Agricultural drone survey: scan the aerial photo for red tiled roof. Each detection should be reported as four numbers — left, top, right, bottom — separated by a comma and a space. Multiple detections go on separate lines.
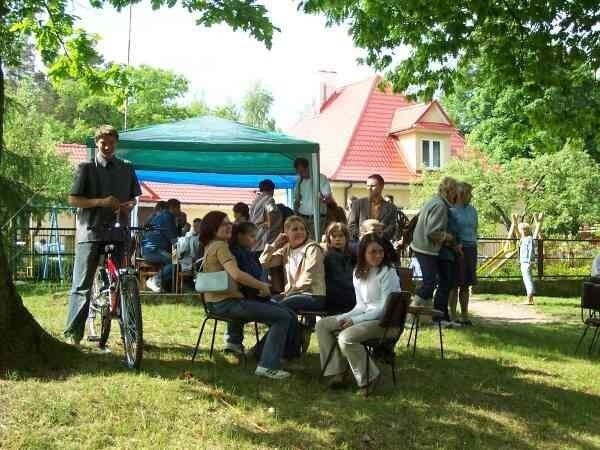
57, 143, 89, 165
289, 76, 465, 184
57, 144, 255, 206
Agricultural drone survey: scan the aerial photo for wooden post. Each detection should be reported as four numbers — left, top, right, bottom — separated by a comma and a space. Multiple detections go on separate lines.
537, 238, 544, 279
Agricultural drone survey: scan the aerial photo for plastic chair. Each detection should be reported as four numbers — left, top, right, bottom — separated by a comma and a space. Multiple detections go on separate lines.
575, 280, 600, 355
320, 291, 411, 392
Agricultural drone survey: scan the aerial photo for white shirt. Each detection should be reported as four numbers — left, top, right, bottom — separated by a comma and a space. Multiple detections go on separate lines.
338, 266, 401, 324
592, 254, 600, 277
287, 246, 305, 281
295, 174, 332, 216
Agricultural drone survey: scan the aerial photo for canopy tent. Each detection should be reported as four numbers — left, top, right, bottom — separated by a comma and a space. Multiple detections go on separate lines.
87, 116, 322, 231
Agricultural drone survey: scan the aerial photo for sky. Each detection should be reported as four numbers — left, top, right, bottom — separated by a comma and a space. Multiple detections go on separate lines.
69, 0, 404, 131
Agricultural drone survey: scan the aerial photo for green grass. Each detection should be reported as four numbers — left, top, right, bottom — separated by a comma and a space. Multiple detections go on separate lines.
2, 287, 600, 449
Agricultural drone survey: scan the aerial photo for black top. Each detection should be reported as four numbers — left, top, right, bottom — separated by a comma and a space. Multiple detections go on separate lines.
71, 156, 141, 243
324, 248, 356, 314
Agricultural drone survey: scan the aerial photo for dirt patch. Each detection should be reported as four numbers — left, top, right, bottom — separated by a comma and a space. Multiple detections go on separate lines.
469, 297, 552, 324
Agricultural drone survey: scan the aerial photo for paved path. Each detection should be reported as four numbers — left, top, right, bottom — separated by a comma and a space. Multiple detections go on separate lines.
469, 297, 551, 324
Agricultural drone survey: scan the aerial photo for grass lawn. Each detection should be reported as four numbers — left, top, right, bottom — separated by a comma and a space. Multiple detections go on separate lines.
2, 286, 600, 449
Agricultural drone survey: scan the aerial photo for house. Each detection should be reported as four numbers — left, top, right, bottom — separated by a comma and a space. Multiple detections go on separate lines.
57, 144, 259, 226
288, 75, 465, 210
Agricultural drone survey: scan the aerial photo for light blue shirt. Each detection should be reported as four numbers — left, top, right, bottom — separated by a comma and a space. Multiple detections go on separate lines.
451, 204, 478, 246
519, 236, 535, 264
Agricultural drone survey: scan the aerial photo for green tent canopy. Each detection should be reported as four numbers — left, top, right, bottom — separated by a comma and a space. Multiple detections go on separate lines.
87, 116, 319, 175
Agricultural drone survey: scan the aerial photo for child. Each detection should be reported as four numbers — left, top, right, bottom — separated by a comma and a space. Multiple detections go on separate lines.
518, 222, 535, 305
323, 222, 356, 314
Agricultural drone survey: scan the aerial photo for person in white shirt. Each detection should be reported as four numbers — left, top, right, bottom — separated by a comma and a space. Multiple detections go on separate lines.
176, 218, 202, 273
591, 253, 600, 279
292, 157, 332, 238
316, 234, 401, 396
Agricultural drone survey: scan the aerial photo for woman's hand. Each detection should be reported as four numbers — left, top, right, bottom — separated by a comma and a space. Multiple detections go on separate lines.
272, 233, 288, 249
258, 283, 271, 298
337, 318, 353, 330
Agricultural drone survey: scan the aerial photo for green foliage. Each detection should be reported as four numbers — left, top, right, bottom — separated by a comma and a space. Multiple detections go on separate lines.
301, 1, 600, 161
211, 102, 241, 122
411, 144, 600, 236
1, 78, 73, 224
242, 82, 276, 130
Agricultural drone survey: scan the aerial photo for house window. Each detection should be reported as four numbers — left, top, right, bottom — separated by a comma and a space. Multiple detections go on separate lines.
422, 140, 441, 169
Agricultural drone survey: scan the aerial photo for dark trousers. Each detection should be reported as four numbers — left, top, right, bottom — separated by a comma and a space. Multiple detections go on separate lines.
279, 293, 326, 328
415, 252, 440, 301
434, 259, 455, 321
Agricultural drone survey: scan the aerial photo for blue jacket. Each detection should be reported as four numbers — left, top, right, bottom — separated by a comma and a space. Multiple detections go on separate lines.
141, 211, 178, 253
519, 236, 535, 264
231, 244, 266, 299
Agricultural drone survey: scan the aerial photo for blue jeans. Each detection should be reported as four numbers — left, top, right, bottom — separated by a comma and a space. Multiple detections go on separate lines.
65, 242, 124, 340
207, 299, 292, 369
434, 259, 455, 321
415, 252, 440, 301
279, 294, 326, 328
142, 248, 173, 287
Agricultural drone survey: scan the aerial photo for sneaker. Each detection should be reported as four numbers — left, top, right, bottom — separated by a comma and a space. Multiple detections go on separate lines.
410, 295, 433, 309
255, 366, 291, 380
223, 342, 245, 355
145, 276, 161, 293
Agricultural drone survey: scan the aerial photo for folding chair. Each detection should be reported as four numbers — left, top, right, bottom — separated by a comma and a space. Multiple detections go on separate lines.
575, 280, 600, 355
320, 291, 411, 393
405, 306, 445, 359
191, 294, 260, 362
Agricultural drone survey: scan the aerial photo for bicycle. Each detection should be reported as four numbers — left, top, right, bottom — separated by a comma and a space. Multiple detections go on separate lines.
86, 220, 147, 369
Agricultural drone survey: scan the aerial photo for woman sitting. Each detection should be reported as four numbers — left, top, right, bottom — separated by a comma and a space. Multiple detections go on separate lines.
316, 234, 401, 396
323, 222, 356, 314
199, 211, 293, 380
260, 215, 326, 311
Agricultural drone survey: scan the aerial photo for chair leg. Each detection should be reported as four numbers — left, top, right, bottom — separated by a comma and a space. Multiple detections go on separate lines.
406, 316, 415, 348
391, 353, 397, 387
209, 320, 218, 358
412, 315, 420, 358
365, 347, 370, 395
575, 325, 589, 354
320, 342, 338, 378
191, 317, 209, 362
254, 322, 260, 346
589, 327, 600, 355
438, 320, 445, 360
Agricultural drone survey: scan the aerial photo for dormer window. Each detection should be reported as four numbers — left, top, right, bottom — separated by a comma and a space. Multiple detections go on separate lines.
422, 139, 441, 169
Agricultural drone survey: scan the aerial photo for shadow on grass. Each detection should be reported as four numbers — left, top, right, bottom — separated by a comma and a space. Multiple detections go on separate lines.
5, 313, 600, 449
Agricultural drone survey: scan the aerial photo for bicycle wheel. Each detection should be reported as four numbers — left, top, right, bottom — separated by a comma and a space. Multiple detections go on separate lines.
88, 267, 111, 348
119, 274, 143, 369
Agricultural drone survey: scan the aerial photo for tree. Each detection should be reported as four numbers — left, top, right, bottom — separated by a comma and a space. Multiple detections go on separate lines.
242, 82, 276, 130
301, 1, 600, 161
411, 144, 600, 236
211, 102, 241, 121
1, 0, 276, 371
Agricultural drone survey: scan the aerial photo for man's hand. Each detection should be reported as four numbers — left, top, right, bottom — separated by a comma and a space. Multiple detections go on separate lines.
120, 200, 136, 212
97, 195, 120, 210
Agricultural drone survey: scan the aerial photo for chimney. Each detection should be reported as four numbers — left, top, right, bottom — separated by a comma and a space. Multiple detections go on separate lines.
317, 70, 337, 111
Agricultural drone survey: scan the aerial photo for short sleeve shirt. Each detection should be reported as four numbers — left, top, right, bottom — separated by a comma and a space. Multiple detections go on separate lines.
203, 240, 244, 302
296, 174, 332, 216
71, 155, 141, 243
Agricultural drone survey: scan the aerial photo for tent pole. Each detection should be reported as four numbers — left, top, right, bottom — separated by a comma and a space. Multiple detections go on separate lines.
311, 153, 320, 240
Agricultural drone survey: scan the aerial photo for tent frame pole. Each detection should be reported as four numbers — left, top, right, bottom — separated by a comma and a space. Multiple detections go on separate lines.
310, 153, 320, 240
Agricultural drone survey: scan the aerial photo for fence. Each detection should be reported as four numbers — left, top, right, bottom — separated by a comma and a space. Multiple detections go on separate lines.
7, 228, 600, 284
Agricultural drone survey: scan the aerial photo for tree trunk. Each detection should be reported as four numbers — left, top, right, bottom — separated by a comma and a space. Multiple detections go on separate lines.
0, 56, 69, 372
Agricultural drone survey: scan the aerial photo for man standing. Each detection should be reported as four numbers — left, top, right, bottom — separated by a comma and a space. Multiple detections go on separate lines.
292, 157, 332, 238
65, 124, 141, 346
348, 174, 397, 241
249, 179, 282, 258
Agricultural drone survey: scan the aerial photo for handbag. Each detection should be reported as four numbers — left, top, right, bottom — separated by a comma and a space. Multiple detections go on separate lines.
194, 244, 230, 293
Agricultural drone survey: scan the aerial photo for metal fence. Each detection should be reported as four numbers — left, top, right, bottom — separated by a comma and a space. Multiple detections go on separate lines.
7, 228, 600, 284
